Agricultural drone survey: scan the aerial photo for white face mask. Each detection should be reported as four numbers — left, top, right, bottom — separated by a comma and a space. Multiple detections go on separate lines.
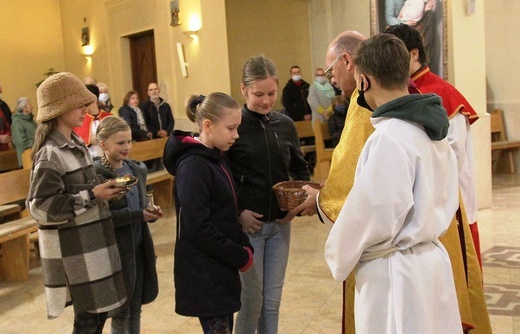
292, 75, 301, 82
316, 76, 327, 84
99, 93, 109, 102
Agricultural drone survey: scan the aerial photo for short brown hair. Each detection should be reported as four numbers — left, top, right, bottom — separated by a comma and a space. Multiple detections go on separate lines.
354, 34, 410, 90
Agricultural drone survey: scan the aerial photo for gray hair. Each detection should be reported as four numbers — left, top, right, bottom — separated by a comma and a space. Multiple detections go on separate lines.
16, 97, 29, 112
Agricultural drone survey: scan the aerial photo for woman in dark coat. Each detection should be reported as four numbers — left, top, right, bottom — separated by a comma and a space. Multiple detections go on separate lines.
118, 90, 153, 142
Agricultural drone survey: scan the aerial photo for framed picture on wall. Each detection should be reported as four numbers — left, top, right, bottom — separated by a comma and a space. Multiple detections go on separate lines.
370, 0, 448, 79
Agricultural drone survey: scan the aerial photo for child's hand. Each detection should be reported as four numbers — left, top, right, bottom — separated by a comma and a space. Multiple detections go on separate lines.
239, 210, 263, 234
143, 206, 163, 221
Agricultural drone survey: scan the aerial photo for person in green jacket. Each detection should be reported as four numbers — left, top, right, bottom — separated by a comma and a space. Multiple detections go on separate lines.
11, 97, 37, 167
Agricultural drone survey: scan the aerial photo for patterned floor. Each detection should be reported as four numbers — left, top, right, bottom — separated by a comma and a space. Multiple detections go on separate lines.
483, 246, 520, 316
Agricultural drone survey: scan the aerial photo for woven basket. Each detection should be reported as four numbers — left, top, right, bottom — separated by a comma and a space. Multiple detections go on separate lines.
272, 181, 321, 211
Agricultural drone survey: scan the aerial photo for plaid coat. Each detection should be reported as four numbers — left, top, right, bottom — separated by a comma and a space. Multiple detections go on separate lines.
27, 131, 126, 319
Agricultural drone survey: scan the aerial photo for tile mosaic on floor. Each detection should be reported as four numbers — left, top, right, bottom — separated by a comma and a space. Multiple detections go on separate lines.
482, 246, 520, 317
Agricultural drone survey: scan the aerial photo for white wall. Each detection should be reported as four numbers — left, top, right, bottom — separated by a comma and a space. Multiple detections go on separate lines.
485, 1, 520, 170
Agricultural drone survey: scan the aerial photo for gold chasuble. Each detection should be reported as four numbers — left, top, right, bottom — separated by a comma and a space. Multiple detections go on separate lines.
439, 196, 493, 334
318, 90, 374, 334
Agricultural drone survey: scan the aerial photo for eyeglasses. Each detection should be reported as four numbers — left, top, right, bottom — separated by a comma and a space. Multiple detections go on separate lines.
324, 54, 343, 79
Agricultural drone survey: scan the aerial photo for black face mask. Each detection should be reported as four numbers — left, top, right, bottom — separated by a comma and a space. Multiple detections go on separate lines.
357, 77, 374, 112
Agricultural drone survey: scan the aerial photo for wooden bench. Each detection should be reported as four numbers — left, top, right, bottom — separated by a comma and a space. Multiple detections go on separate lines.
0, 149, 19, 172
313, 121, 334, 181
128, 137, 173, 209
294, 120, 316, 155
0, 168, 37, 281
490, 108, 520, 173
22, 148, 32, 170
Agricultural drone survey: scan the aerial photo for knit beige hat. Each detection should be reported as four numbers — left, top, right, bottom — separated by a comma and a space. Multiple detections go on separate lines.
36, 72, 97, 122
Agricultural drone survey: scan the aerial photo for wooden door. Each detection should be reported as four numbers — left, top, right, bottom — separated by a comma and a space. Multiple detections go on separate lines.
129, 31, 158, 102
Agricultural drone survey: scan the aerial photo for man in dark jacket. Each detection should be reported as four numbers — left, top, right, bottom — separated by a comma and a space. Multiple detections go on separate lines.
281, 66, 311, 121
140, 82, 175, 138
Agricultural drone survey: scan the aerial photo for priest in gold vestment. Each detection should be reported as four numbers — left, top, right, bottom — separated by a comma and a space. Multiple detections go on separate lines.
295, 30, 491, 334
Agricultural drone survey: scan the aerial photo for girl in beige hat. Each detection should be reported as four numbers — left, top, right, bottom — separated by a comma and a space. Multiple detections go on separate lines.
27, 72, 128, 332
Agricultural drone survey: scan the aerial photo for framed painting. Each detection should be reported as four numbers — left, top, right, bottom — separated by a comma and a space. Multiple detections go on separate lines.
370, 0, 448, 79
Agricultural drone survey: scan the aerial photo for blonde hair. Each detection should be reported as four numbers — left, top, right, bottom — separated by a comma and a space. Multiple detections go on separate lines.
96, 117, 131, 172
96, 116, 130, 142
185, 92, 240, 129
241, 55, 278, 90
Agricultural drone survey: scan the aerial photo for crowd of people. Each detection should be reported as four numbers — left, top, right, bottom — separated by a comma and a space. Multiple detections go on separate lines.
4, 22, 490, 334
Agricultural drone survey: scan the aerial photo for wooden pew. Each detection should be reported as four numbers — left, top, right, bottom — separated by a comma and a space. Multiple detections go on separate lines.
128, 137, 173, 209
313, 121, 334, 181
294, 120, 316, 155
22, 148, 32, 170
0, 168, 37, 281
490, 108, 520, 173
0, 149, 19, 172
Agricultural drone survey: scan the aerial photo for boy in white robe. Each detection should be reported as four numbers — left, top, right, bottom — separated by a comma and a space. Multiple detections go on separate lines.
324, 34, 463, 333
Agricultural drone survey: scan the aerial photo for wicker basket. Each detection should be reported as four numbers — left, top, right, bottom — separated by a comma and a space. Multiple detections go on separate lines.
272, 181, 321, 211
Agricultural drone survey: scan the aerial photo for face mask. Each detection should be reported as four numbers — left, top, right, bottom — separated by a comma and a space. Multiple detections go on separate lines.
99, 93, 109, 103
292, 75, 301, 82
316, 76, 327, 84
0, 94, 2, 99
356, 77, 374, 112
334, 105, 346, 113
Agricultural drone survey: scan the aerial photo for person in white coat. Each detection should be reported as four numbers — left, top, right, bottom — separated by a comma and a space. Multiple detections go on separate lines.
307, 67, 336, 124
324, 33, 462, 334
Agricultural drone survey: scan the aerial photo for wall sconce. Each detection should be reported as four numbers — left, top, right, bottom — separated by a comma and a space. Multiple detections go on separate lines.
81, 45, 94, 57
80, 26, 93, 58
183, 13, 201, 39
183, 30, 199, 38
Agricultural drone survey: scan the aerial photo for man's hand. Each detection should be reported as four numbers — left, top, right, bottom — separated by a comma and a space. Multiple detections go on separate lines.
239, 209, 263, 234
157, 130, 168, 138
291, 184, 321, 216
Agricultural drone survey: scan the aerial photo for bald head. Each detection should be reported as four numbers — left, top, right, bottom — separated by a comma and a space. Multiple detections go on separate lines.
328, 31, 366, 57
325, 31, 367, 97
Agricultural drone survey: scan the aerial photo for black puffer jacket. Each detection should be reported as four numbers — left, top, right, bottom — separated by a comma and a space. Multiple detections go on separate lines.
163, 130, 253, 317
227, 107, 311, 222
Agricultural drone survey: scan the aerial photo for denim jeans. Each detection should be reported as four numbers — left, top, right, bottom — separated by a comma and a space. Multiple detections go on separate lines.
73, 309, 107, 334
235, 221, 291, 334
111, 246, 144, 334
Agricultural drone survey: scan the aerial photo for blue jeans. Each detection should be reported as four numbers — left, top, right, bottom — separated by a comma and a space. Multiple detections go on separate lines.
111, 246, 144, 334
235, 221, 291, 334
